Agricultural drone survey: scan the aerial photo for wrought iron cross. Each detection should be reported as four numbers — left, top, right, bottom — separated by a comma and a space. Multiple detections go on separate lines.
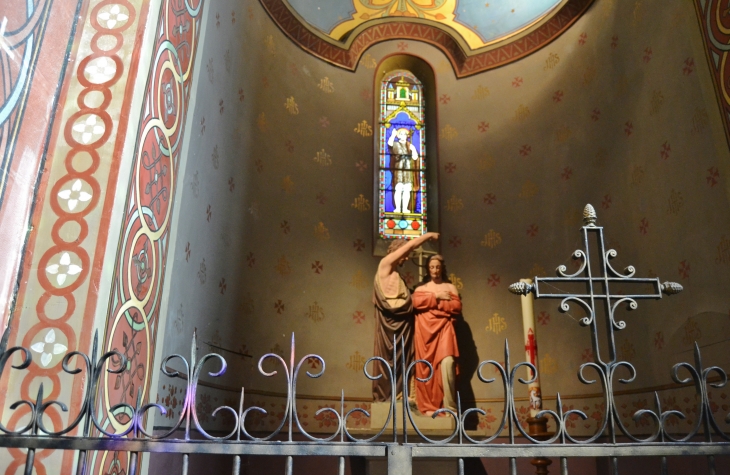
509, 204, 683, 367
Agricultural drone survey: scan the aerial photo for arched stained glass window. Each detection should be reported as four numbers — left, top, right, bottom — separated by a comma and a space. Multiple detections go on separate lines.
378, 70, 426, 239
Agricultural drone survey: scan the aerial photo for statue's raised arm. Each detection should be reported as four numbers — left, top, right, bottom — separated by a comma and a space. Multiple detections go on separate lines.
378, 232, 439, 281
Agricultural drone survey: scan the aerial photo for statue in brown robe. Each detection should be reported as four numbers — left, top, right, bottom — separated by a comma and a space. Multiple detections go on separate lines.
372, 232, 439, 402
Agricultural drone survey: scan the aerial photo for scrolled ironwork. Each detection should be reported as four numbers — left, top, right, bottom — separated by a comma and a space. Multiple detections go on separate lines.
468, 359, 509, 443
559, 295, 594, 326
604, 248, 636, 278
154, 330, 228, 441
0, 327, 34, 436
556, 249, 587, 278
505, 205, 695, 448
402, 357, 460, 444
241, 345, 292, 441
608, 297, 637, 330
226, 333, 400, 444
477, 340, 563, 445
292, 353, 343, 443
0, 327, 32, 380
0, 385, 45, 437
37, 331, 128, 437
343, 354, 394, 443
0, 324, 727, 475
667, 343, 730, 443
1, 203, 729, 475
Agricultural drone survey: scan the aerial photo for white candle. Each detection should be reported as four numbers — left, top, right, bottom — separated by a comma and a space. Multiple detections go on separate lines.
520, 278, 542, 418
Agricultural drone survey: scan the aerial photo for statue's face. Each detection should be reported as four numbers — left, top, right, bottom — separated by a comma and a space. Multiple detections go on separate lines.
428, 260, 443, 282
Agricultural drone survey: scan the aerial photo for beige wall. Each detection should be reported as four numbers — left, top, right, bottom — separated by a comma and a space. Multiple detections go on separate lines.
154, 0, 730, 436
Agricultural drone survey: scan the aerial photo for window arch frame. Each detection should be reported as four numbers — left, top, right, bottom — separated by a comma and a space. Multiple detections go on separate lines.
372, 55, 439, 256
378, 70, 427, 238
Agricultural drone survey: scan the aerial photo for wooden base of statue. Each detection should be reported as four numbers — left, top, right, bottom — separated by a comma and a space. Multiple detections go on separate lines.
527, 416, 552, 475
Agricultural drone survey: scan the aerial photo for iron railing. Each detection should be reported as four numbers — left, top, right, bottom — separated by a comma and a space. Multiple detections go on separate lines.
0, 204, 729, 475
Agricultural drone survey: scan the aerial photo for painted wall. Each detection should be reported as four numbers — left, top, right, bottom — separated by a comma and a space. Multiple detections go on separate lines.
0, 0, 83, 327
154, 0, 730, 441
0, 1, 210, 474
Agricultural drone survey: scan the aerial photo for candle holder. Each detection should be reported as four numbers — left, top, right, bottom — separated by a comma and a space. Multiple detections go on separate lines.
527, 416, 552, 474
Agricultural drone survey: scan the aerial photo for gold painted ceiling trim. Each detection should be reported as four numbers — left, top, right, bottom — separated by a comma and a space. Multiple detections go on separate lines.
335, 0, 570, 54
259, 0, 593, 77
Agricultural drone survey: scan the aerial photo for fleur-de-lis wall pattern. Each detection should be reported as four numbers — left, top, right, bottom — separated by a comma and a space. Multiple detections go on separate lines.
5, 0, 729, 460
149, 0, 730, 440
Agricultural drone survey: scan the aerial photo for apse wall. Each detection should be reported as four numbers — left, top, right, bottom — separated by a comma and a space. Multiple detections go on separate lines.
153, 0, 730, 437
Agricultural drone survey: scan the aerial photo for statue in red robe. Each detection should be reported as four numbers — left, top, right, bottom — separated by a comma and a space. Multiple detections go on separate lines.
413, 255, 461, 415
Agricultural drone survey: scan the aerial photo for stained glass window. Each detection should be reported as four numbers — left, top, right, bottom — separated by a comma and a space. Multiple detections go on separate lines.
378, 70, 426, 239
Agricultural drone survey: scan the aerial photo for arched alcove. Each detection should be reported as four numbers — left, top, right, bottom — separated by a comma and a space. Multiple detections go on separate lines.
4, 0, 730, 473
148, 0, 730, 450
373, 55, 440, 255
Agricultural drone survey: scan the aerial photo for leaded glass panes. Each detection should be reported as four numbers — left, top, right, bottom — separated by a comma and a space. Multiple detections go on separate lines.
378, 70, 426, 239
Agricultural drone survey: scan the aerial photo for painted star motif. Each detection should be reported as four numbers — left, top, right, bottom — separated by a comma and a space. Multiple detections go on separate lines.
45, 252, 82, 286
30, 329, 67, 367
57, 179, 92, 211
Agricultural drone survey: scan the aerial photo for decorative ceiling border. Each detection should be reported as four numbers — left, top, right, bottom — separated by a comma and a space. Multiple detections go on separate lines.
694, 0, 730, 151
0, 0, 54, 211
93, 1, 204, 473
0, 0, 153, 473
259, 0, 593, 78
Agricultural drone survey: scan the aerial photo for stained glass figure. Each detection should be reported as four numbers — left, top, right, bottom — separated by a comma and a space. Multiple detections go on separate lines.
378, 71, 426, 239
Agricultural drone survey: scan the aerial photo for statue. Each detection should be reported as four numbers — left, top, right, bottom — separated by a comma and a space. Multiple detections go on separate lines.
412, 255, 461, 415
372, 232, 439, 402
388, 127, 419, 213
